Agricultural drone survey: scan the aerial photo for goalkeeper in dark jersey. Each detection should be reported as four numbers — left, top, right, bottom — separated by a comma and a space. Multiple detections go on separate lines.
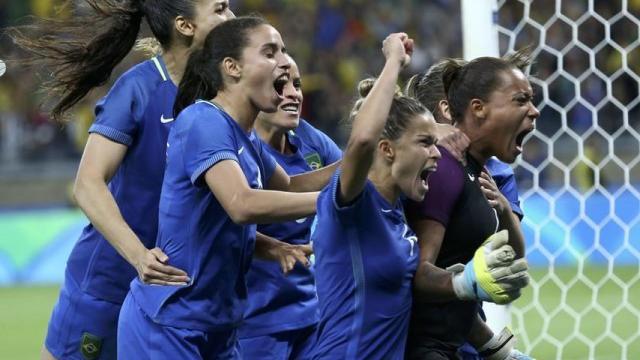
405, 55, 532, 360
405, 50, 538, 360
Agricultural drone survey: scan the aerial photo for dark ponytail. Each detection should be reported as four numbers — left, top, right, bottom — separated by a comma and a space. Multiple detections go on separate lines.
7, 0, 144, 122
174, 16, 268, 117
406, 58, 466, 124
441, 59, 465, 102
173, 48, 221, 117
442, 55, 520, 124
7, 0, 201, 122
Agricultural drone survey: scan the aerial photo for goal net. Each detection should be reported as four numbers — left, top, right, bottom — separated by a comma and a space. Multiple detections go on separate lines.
493, 0, 640, 359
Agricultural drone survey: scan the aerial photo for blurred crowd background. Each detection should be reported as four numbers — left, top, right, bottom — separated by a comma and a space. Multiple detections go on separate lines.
0, 0, 638, 206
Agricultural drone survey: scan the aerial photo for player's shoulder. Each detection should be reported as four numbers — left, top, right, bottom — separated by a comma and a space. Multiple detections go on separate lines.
293, 119, 320, 139
486, 157, 514, 177
185, 100, 228, 119
114, 56, 170, 91
95, 58, 168, 115
425, 145, 466, 193
294, 119, 336, 148
176, 101, 232, 131
437, 145, 464, 171
297, 118, 316, 131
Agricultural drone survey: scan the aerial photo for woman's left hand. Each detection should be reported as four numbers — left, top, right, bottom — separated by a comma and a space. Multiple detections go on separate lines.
479, 171, 510, 216
267, 242, 313, 275
435, 123, 469, 165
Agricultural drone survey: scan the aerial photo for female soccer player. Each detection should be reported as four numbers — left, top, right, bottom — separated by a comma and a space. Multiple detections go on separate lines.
406, 57, 533, 360
310, 33, 529, 360
405, 53, 539, 360
406, 58, 525, 220
117, 16, 336, 359
10, 1, 234, 359
238, 57, 342, 359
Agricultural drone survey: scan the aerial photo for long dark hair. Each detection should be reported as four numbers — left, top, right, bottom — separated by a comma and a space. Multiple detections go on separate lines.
7, 0, 198, 122
174, 16, 267, 117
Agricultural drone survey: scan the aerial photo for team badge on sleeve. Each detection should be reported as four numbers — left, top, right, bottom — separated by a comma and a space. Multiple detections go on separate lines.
80, 332, 102, 360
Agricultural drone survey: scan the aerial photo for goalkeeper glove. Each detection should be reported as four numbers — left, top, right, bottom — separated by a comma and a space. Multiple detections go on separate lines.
450, 230, 529, 304
478, 327, 535, 360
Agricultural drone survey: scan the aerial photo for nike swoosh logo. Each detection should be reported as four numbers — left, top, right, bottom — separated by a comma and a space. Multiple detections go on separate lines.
160, 114, 174, 123
468, 173, 475, 182
381, 209, 393, 213
238, 146, 244, 155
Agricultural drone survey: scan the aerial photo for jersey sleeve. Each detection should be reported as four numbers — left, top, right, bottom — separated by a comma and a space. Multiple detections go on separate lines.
301, 119, 343, 165
183, 107, 239, 186
486, 159, 524, 220
323, 170, 370, 224
256, 138, 278, 185
89, 72, 146, 146
406, 147, 465, 226
316, 129, 342, 165
495, 171, 524, 219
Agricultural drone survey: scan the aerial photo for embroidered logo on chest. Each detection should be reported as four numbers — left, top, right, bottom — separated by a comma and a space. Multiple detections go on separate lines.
304, 152, 323, 170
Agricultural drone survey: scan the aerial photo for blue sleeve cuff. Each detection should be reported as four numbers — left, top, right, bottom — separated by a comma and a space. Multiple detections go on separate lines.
190, 151, 238, 185
88, 124, 133, 146
331, 171, 364, 217
262, 156, 277, 185
511, 202, 524, 220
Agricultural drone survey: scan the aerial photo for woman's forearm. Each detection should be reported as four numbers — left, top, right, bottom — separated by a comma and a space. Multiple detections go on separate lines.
413, 261, 459, 302
289, 161, 340, 192
74, 176, 147, 266
499, 210, 525, 258
228, 189, 318, 225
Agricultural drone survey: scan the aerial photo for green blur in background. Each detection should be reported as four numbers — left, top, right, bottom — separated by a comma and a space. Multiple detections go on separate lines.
1, 267, 639, 359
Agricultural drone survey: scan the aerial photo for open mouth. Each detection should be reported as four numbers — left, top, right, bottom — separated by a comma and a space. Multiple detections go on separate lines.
280, 102, 300, 115
419, 165, 437, 186
273, 74, 289, 97
515, 127, 534, 152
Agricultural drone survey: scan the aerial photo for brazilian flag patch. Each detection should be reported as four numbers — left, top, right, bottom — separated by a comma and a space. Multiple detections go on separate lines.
304, 152, 323, 170
80, 332, 102, 360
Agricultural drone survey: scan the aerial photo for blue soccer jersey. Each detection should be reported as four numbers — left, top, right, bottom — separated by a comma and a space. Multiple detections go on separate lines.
65, 56, 177, 303
129, 100, 277, 332
240, 120, 342, 339
486, 157, 523, 219
311, 172, 419, 359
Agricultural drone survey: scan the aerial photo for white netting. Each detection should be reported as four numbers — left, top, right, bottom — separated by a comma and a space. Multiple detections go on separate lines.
495, 0, 640, 359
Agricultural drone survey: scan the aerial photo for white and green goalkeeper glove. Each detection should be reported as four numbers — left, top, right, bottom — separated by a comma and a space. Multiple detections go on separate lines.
478, 327, 535, 360
450, 230, 529, 304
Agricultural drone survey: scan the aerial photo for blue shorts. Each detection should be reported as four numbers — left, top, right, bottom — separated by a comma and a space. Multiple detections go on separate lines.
44, 277, 120, 360
118, 293, 240, 359
238, 325, 316, 360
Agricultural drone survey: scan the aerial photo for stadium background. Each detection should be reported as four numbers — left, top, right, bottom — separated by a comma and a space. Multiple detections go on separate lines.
0, 0, 639, 359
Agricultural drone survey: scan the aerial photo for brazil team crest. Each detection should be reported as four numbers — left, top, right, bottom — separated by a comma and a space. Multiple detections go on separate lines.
304, 152, 323, 170
80, 332, 102, 360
